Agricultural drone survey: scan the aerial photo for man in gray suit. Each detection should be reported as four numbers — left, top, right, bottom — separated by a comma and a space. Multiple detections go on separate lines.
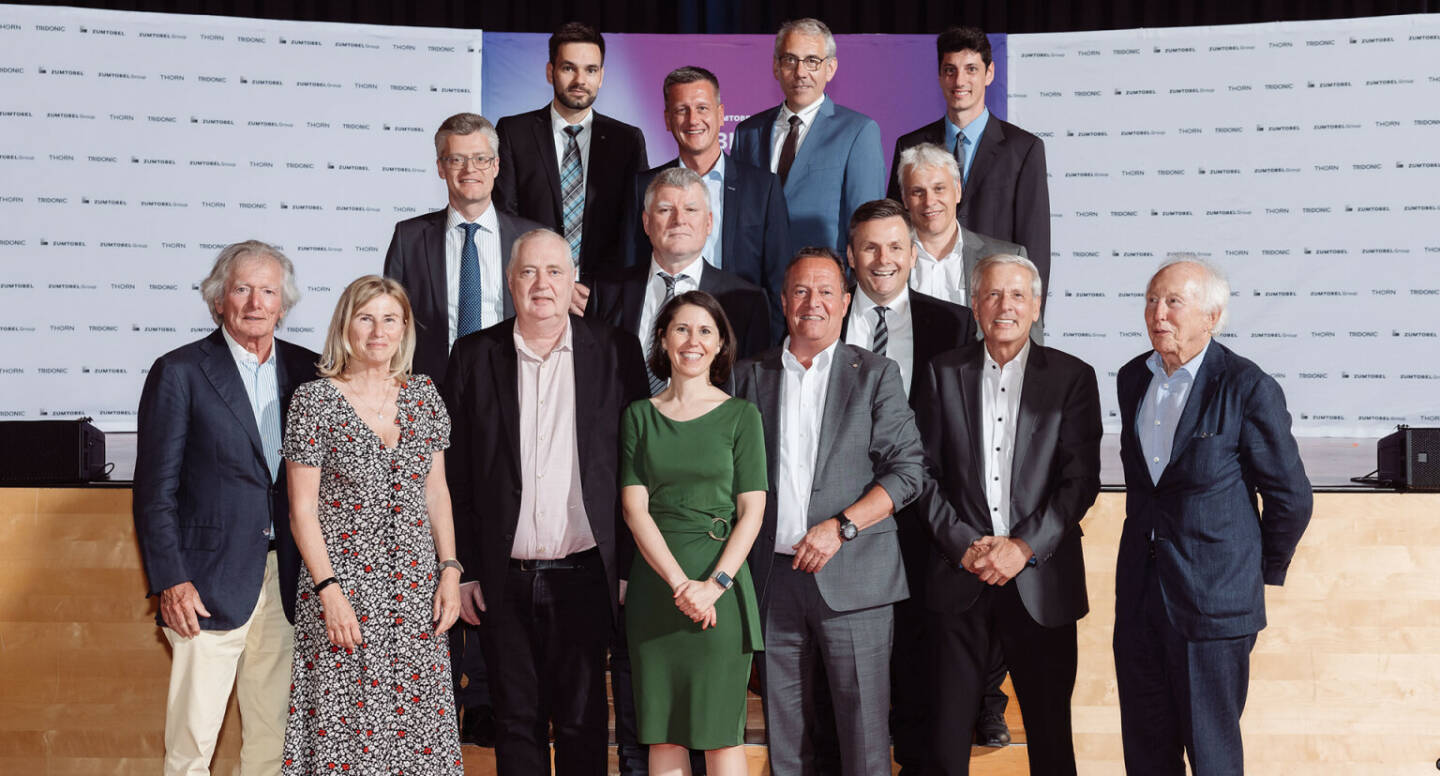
732, 248, 927, 776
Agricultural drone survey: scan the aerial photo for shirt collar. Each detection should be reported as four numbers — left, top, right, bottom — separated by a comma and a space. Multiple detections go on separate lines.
914, 235, 961, 264
696, 152, 725, 181
446, 203, 498, 231
781, 335, 840, 374
853, 285, 911, 319
513, 318, 574, 362
1146, 339, 1211, 380
648, 255, 706, 284
983, 338, 1031, 374
550, 104, 594, 135
946, 107, 990, 149
778, 94, 827, 128
220, 324, 272, 367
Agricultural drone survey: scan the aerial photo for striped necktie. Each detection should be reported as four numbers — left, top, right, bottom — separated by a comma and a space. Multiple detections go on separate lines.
647, 272, 682, 396
871, 305, 890, 357
560, 125, 585, 264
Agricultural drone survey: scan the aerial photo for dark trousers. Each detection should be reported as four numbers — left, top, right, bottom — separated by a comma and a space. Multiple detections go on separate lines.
930, 581, 1078, 776
480, 554, 611, 775
1114, 557, 1257, 775
449, 620, 490, 709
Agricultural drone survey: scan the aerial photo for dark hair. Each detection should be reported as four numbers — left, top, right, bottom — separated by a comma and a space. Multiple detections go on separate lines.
662, 66, 721, 103
937, 26, 992, 68
647, 291, 737, 386
785, 246, 848, 285
549, 22, 605, 64
848, 198, 915, 244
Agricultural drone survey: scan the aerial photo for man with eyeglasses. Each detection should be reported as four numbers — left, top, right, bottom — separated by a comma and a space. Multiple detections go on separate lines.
732, 18, 885, 259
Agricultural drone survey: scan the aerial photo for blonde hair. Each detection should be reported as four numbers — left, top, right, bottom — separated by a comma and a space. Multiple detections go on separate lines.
317, 275, 416, 381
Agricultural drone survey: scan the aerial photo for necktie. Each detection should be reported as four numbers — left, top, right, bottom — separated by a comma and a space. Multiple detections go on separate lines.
647, 272, 682, 396
956, 133, 972, 185
777, 114, 802, 185
457, 222, 484, 338
871, 305, 890, 358
560, 125, 585, 264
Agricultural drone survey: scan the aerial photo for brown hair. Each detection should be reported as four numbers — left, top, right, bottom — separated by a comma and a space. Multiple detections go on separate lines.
647, 290, 737, 386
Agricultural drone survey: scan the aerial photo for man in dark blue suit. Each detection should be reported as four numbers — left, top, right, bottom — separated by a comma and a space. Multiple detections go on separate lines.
134, 241, 317, 776
731, 18, 885, 259
1115, 258, 1312, 775
628, 66, 790, 339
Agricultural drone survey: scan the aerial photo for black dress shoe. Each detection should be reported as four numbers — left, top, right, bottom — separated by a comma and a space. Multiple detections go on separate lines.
975, 711, 1011, 747
460, 705, 496, 747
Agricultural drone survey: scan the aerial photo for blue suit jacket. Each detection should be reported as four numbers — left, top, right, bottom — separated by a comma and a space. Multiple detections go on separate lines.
731, 97, 885, 258
134, 329, 318, 629
1115, 341, 1312, 641
627, 156, 791, 340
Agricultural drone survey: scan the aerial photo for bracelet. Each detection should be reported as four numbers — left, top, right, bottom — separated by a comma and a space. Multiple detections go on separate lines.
312, 576, 339, 594
438, 558, 464, 575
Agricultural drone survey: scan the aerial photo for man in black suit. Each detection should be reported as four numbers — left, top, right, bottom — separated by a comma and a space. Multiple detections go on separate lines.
1114, 259, 1311, 775
134, 241, 317, 776
595, 166, 771, 367
913, 252, 1102, 776
446, 228, 648, 775
384, 112, 545, 389
627, 66, 790, 338
838, 199, 976, 774
495, 21, 648, 298
887, 27, 1051, 309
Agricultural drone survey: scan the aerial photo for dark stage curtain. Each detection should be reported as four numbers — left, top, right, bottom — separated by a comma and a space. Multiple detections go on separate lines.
15, 0, 1435, 33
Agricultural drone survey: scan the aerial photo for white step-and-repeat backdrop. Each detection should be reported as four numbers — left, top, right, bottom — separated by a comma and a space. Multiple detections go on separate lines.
0, 5, 478, 430
1012, 14, 1440, 435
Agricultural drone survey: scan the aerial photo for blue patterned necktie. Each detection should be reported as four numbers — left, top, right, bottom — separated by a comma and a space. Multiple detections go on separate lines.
871, 305, 890, 357
457, 222, 484, 338
560, 125, 585, 264
956, 133, 972, 185
647, 272, 682, 396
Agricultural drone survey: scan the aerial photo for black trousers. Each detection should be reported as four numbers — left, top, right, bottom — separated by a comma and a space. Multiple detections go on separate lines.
929, 581, 1078, 776
480, 554, 611, 775
449, 620, 490, 710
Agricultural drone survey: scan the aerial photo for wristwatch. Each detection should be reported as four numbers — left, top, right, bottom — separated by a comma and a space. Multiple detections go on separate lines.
835, 513, 858, 541
712, 571, 734, 591
438, 558, 464, 575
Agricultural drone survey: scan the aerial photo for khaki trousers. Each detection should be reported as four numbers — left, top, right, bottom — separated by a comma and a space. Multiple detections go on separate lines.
162, 551, 293, 776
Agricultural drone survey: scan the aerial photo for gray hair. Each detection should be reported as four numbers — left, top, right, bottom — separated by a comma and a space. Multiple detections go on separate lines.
507, 228, 571, 273
898, 142, 962, 189
775, 18, 836, 59
433, 112, 500, 158
1152, 254, 1231, 334
970, 253, 1043, 302
643, 166, 709, 213
199, 240, 300, 325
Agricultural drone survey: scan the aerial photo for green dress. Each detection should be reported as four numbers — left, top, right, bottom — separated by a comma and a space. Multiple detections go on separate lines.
620, 396, 768, 750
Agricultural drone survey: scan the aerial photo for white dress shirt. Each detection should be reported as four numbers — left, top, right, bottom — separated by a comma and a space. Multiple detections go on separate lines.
910, 235, 968, 307
696, 154, 726, 269
775, 337, 839, 554
637, 256, 705, 363
769, 96, 826, 175
550, 104, 595, 182
981, 341, 1030, 536
845, 287, 916, 395
444, 205, 503, 345
1138, 341, 1211, 485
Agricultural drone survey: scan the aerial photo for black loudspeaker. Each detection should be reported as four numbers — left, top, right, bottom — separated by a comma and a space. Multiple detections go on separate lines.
1377, 426, 1440, 491
0, 418, 108, 484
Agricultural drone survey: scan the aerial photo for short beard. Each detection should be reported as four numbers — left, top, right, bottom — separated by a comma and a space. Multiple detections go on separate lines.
555, 87, 596, 111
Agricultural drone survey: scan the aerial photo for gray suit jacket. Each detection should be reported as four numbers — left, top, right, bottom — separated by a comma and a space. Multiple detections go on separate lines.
732, 342, 926, 613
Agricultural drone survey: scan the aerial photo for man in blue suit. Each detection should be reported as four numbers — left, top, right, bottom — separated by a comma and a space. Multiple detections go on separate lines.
629, 66, 790, 339
134, 240, 317, 776
731, 18, 885, 259
1115, 258, 1312, 775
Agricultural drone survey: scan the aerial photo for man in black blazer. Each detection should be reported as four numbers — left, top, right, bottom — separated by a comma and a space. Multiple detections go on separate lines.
134, 241, 317, 776
627, 66, 790, 339
1114, 259, 1311, 775
913, 252, 1101, 776
446, 228, 648, 775
595, 166, 771, 366
384, 112, 545, 391
887, 27, 1051, 309
495, 21, 648, 294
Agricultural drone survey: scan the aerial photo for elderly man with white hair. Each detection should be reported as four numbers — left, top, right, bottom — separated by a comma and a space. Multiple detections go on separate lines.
1113, 258, 1312, 775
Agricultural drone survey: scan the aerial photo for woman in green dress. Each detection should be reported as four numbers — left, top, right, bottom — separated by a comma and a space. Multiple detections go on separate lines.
620, 290, 768, 776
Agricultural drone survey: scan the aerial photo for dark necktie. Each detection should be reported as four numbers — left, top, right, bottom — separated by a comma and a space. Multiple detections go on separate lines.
777, 114, 802, 185
871, 305, 890, 357
647, 272, 684, 395
456, 222, 484, 338
560, 125, 585, 264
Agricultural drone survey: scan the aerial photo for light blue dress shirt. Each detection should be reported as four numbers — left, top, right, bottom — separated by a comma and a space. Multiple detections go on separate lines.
1137, 341, 1211, 485
699, 154, 725, 270
221, 326, 283, 537
945, 108, 990, 185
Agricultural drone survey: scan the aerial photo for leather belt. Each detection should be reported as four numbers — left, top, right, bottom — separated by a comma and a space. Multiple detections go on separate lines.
509, 547, 599, 571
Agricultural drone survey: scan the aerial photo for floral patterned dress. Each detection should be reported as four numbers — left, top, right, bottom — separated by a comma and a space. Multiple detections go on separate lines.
279, 375, 462, 776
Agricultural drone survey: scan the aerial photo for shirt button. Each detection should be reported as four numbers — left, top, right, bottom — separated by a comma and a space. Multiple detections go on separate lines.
1153, 456, 1161, 463
1155, 420, 1161, 426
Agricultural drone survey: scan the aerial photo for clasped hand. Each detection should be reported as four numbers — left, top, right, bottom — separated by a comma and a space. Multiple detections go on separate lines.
962, 536, 1033, 586
672, 579, 721, 630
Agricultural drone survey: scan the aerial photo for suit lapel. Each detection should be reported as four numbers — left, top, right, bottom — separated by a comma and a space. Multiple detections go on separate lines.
1010, 347, 1047, 497
531, 109, 563, 223
490, 324, 522, 467
814, 343, 859, 489
787, 99, 836, 188
958, 348, 989, 516
910, 296, 937, 375
964, 118, 1004, 203
958, 227, 983, 297
755, 356, 783, 488
199, 331, 266, 467
496, 212, 518, 319
422, 211, 447, 322
1166, 344, 1225, 470
721, 162, 740, 251
621, 271, 646, 342
584, 116, 609, 210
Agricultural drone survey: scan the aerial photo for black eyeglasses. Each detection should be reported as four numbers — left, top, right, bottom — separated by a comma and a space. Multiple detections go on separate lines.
776, 54, 830, 72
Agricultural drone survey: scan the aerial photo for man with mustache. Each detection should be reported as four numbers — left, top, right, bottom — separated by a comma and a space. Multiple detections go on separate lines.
495, 21, 648, 308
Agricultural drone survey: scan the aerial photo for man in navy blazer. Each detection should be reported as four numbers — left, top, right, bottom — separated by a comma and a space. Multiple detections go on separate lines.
628, 66, 790, 339
731, 18, 885, 259
1114, 259, 1312, 775
134, 241, 317, 776
887, 27, 1051, 311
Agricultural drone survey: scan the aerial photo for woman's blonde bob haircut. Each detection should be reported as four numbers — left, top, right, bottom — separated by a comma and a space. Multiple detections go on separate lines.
317, 275, 417, 381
